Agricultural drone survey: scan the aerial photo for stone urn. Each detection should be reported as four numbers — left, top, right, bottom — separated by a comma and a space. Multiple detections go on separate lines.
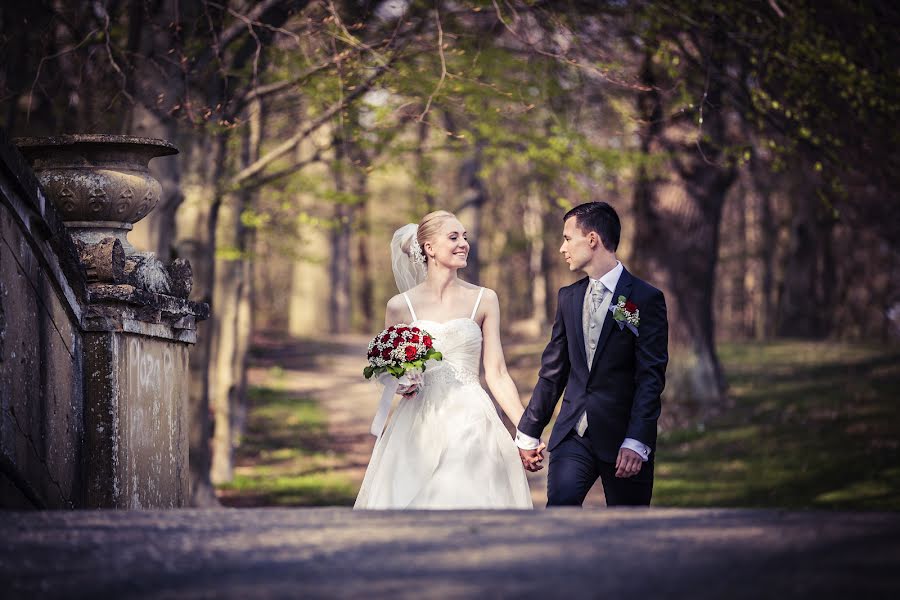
13, 134, 178, 254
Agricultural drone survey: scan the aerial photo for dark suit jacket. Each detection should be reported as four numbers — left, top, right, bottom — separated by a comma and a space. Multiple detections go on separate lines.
518, 267, 668, 463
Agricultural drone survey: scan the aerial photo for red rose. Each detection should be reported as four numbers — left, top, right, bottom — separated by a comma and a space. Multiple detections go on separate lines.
410, 334, 420, 343
381, 348, 391, 360
397, 327, 409, 335
625, 300, 637, 312
424, 336, 433, 348
405, 345, 417, 361
379, 334, 389, 344
392, 337, 402, 348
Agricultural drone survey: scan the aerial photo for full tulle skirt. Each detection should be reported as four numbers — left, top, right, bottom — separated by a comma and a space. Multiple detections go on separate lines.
354, 376, 533, 510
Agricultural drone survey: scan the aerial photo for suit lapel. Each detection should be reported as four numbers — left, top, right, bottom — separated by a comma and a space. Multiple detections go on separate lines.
589, 268, 633, 375
571, 278, 589, 369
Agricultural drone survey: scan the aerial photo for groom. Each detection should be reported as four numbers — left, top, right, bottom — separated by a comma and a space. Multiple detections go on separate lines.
516, 202, 668, 506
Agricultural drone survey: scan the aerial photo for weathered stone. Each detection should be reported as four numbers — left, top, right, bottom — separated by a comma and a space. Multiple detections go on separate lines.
13, 134, 178, 255
167, 258, 193, 299
0, 168, 84, 510
83, 333, 189, 508
124, 251, 173, 294
2, 132, 208, 509
75, 237, 126, 283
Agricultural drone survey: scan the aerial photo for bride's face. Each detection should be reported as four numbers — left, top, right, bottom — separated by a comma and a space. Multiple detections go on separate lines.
425, 218, 469, 269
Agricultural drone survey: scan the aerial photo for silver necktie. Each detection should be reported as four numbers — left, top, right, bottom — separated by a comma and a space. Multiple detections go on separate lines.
591, 280, 606, 313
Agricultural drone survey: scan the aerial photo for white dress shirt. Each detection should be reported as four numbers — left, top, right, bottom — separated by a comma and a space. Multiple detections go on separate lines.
516, 261, 651, 462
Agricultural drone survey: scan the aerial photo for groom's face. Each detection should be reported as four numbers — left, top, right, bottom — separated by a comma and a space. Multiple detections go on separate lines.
560, 216, 595, 272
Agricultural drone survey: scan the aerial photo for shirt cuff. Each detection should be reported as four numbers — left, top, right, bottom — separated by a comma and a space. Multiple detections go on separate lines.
621, 438, 651, 462
515, 430, 541, 450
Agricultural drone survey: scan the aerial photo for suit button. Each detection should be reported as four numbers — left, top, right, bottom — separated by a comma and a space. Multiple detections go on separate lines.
590, 323, 595, 329
590, 343, 595, 349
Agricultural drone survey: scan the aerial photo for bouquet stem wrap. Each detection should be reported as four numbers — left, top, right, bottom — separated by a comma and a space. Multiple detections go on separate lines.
371, 375, 399, 439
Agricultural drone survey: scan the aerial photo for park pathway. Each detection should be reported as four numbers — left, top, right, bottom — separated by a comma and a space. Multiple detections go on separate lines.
246, 332, 599, 508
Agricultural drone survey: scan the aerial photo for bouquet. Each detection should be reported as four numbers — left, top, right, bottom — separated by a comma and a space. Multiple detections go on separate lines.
364, 324, 442, 382
364, 324, 442, 439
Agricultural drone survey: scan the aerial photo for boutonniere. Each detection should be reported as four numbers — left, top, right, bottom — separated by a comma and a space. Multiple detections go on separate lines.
609, 295, 639, 336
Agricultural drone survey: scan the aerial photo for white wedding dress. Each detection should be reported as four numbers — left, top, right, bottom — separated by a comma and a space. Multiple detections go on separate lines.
354, 289, 533, 509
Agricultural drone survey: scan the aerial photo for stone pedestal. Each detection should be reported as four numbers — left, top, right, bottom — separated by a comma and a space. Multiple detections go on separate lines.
80, 286, 207, 508
14, 135, 208, 508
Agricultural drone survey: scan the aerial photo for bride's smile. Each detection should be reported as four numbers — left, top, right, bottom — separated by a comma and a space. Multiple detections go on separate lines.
423, 220, 469, 268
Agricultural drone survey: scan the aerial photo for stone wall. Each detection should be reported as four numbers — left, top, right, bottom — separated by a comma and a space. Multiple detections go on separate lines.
0, 131, 207, 509
0, 131, 86, 508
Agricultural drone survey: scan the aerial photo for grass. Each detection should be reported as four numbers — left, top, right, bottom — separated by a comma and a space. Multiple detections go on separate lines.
653, 340, 900, 510
223, 339, 900, 510
216, 384, 358, 507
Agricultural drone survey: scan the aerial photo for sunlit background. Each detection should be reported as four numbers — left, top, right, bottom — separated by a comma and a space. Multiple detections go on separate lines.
3, 0, 897, 510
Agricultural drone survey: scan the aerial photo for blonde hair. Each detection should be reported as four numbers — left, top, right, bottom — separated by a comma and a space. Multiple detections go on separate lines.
415, 210, 457, 263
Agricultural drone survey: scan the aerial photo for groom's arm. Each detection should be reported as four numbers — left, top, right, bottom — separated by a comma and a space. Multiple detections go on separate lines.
517, 288, 571, 442
627, 289, 668, 452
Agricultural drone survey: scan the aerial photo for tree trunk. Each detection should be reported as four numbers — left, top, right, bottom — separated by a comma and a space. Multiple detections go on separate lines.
346, 140, 373, 333
524, 184, 548, 331
776, 176, 835, 338
180, 134, 229, 507
749, 151, 778, 340
632, 49, 736, 421
455, 141, 487, 284
330, 135, 353, 334
129, 104, 183, 259
122, 0, 187, 259
209, 99, 262, 483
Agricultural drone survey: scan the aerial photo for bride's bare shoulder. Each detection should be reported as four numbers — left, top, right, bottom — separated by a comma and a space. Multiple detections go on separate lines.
479, 286, 500, 307
385, 293, 408, 313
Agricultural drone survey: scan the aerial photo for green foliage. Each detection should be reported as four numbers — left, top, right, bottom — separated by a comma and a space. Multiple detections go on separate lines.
637, 0, 899, 197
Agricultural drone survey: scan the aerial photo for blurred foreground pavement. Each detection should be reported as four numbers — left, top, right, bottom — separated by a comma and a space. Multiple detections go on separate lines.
3, 508, 899, 598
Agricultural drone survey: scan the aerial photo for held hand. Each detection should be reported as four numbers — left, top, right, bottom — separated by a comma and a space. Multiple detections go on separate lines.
396, 371, 424, 398
615, 447, 643, 478
396, 383, 420, 398
518, 442, 546, 472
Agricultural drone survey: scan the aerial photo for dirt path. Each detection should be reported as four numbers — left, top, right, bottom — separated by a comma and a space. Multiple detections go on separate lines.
246, 332, 610, 508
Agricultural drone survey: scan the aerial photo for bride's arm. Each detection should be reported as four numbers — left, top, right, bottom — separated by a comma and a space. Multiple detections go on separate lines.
480, 288, 525, 427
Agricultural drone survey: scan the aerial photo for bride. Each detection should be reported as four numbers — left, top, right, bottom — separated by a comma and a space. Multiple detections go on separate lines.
354, 210, 538, 509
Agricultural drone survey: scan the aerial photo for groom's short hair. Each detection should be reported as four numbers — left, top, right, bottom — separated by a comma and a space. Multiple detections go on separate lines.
564, 202, 620, 252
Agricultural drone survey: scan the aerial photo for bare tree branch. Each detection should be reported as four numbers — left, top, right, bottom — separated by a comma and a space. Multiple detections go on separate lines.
27, 29, 99, 121
206, 0, 303, 46
238, 58, 343, 107
231, 152, 327, 193
230, 61, 395, 185
418, 8, 448, 122
216, 0, 301, 49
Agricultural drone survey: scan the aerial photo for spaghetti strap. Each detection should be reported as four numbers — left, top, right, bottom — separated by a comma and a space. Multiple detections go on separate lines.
402, 292, 418, 322
470, 287, 486, 320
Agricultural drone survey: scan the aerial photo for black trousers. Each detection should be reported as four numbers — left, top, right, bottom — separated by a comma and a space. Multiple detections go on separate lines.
546, 429, 654, 507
